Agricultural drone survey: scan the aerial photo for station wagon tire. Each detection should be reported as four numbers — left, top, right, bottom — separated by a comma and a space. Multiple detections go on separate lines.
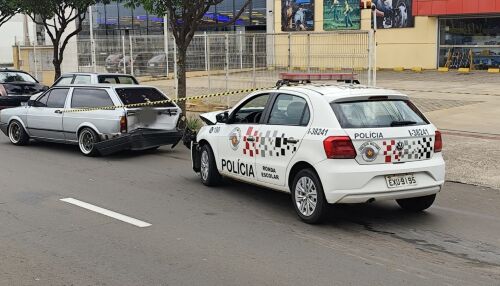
200, 144, 221, 186
291, 169, 327, 224
78, 128, 100, 157
396, 194, 436, 212
8, 120, 29, 146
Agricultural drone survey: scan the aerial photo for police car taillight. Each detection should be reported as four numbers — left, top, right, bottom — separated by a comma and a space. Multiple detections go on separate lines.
434, 131, 442, 153
323, 136, 357, 159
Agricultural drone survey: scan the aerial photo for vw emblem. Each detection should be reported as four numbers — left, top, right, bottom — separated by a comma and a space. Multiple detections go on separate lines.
396, 141, 405, 151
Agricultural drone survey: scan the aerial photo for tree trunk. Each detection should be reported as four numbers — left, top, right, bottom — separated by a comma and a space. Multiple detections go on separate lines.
53, 46, 62, 81
176, 46, 188, 116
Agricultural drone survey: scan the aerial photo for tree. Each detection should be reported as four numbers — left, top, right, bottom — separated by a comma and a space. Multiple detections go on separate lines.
18, 0, 98, 80
128, 0, 252, 113
0, 0, 19, 27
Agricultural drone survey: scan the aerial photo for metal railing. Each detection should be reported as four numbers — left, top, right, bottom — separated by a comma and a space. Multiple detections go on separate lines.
76, 31, 374, 95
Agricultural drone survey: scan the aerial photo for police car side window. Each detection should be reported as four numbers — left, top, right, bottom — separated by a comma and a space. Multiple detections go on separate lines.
268, 94, 309, 126
231, 94, 270, 124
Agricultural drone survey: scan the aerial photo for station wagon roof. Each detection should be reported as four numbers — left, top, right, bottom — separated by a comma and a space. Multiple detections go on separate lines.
52, 84, 157, 89
271, 84, 407, 101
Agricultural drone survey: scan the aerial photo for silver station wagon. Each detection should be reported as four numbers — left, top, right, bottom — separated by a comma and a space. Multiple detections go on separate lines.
0, 85, 182, 156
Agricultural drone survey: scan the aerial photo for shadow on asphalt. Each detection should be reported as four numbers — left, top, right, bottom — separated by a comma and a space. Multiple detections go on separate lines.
212, 177, 438, 229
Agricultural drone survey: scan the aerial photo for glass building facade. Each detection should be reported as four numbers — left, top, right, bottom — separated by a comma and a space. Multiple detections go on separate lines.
80, 0, 267, 38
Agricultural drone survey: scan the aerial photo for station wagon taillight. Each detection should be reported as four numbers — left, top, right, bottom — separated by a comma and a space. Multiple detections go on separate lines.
434, 130, 442, 153
323, 136, 357, 159
120, 116, 128, 133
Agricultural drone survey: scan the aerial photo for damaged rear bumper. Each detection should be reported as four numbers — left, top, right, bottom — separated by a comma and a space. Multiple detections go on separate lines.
95, 128, 183, 156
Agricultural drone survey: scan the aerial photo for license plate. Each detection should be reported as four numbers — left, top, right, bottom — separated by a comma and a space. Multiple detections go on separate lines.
385, 174, 417, 188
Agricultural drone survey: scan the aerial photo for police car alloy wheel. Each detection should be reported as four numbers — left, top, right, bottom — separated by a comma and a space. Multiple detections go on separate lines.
200, 144, 221, 186
8, 120, 29, 146
396, 194, 436, 212
78, 128, 100, 156
291, 169, 327, 224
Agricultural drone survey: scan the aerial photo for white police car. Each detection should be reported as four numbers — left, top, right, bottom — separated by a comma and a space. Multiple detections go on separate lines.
191, 78, 445, 224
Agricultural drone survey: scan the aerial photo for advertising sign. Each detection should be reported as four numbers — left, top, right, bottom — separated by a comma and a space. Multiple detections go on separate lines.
372, 0, 415, 28
323, 0, 361, 30
281, 0, 315, 31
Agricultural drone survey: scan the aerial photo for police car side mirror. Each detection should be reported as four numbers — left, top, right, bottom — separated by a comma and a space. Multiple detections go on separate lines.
216, 112, 229, 123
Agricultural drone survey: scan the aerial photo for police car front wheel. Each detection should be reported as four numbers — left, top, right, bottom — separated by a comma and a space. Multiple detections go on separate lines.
200, 144, 221, 186
291, 169, 327, 224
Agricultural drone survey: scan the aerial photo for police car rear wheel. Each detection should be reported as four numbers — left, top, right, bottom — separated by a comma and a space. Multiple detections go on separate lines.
292, 169, 327, 224
396, 194, 436, 212
200, 144, 221, 186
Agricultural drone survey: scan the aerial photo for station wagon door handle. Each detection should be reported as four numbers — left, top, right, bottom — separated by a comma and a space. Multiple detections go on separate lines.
246, 136, 255, 142
288, 138, 299, 144
54, 110, 63, 114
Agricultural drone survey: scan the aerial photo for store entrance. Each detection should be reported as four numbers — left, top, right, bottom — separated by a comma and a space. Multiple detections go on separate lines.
438, 17, 500, 70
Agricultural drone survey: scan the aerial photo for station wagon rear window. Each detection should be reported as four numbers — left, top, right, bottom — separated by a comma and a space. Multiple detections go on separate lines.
331, 99, 429, 128
115, 88, 175, 108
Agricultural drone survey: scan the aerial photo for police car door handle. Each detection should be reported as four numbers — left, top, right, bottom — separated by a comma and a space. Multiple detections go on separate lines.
247, 136, 255, 142
288, 138, 299, 144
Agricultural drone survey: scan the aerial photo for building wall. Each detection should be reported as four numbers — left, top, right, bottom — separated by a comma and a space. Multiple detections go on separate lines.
273, 0, 439, 69
414, 0, 500, 16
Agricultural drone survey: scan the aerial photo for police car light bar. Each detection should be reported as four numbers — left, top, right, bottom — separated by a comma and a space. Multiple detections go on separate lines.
278, 73, 360, 87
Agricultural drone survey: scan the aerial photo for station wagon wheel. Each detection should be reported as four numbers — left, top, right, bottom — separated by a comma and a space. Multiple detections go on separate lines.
200, 144, 221, 186
8, 120, 29, 146
291, 169, 327, 224
78, 128, 100, 157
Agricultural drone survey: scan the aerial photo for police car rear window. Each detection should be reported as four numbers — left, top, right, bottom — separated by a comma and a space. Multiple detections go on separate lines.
331, 100, 428, 128
115, 88, 175, 108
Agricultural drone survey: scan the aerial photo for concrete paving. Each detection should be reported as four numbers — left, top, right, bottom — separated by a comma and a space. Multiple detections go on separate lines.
0, 136, 499, 285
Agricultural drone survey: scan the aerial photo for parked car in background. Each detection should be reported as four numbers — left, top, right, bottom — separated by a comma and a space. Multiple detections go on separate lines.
105, 54, 124, 73
147, 54, 168, 77
0, 85, 183, 156
0, 69, 48, 109
119, 53, 155, 75
53, 73, 139, 86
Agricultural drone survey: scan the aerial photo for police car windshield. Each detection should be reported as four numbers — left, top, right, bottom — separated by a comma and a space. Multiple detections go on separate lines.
331, 99, 428, 128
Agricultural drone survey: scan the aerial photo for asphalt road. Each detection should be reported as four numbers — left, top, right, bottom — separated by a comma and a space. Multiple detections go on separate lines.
0, 136, 499, 286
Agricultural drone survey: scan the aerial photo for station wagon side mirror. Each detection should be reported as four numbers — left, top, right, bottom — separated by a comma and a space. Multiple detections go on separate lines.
27, 100, 35, 107
216, 111, 229, 123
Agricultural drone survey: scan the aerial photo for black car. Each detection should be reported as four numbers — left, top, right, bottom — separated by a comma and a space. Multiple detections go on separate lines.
0, 69, 48, 109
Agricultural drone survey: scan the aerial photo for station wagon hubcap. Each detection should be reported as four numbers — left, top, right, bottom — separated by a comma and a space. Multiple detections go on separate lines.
295, 177, 318, 217
79, 130, 95, 154
200, 150, 209, 181
9, 122, 21, 143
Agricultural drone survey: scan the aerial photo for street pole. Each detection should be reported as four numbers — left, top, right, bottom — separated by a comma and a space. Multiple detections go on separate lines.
164, 14, 169, 77
89, 5, 97, 72
32, 18, 38, 79
372, 4, 377, 87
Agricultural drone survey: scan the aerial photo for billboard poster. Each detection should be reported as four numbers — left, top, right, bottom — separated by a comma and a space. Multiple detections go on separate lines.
372, 0, 415, 29
323, 0, 361, 30
281, 0, 315, 31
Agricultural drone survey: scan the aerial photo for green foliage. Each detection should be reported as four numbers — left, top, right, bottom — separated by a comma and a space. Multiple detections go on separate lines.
0, 0, 20, 26
186, 117, 203, 131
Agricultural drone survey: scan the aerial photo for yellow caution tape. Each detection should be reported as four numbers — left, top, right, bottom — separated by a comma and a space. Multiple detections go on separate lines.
63, 86, 271, 113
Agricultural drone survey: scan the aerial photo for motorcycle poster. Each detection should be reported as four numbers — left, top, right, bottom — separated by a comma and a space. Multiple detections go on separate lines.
323, 0, 361, 30
281, 0, 315, 31
372, 0, 414, 29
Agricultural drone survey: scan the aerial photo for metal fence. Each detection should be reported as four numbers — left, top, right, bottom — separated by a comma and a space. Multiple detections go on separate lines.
77, 31, 374, 98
